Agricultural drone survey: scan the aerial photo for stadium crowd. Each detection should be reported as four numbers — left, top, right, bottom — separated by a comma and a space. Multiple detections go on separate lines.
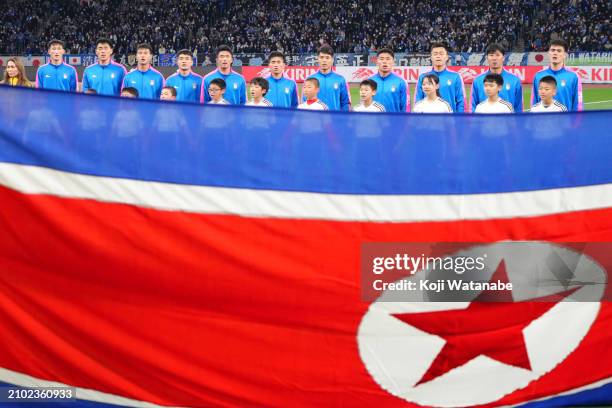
527, 0, 610, 51
0, 0, 609, 55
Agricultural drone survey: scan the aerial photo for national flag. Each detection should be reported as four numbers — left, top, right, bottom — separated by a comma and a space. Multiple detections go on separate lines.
0, 86, 610, 407
68, 55, 82, 65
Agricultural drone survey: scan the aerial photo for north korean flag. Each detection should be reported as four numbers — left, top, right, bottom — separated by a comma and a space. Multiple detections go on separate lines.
0, 86, 610, 407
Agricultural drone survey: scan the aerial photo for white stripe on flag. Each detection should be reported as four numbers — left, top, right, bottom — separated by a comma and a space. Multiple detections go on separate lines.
0, 163, 610, 222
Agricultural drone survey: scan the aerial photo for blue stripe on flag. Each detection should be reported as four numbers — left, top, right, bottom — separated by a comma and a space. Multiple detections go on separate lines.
0, 86, 611, 195
518, 380, 612, 407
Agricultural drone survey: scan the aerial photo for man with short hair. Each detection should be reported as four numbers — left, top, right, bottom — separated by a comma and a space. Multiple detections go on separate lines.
303, 45, 350, 111
414, 42, 465, 112
531, 39, 582, 111
165, 49, 203, 103
368, 48, 408, 112
202, 45, 247, 104
82, 38, 127, 96
122, 43, 165, 99
531, 76, 568, 112
266, 51, 298, 108
36, 39, 78, 91
471, 43, 523, 112
474, 74, 514, 114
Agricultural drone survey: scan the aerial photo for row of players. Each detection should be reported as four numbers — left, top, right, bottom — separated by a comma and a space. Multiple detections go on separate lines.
119, 73, 564, 114
4, 38, 581, 113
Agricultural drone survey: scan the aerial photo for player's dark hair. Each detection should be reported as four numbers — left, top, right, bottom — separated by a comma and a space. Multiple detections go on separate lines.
210, 78, 226, 90
422, 73, 441, 97
177, 49, 193, 58
539, 75, 558, 88
96, 38, 113, 49
250, 77, 269, 95
162, 86, 177, 97
483, 73, 504, 87
430, 42, 449, 52
360, 79, 377, 91
377, 48, 394, 58
318, 45, 334, 57
216, 45, 233, 58
485, 43, 505, 55
121, 87, 139, 97
268, 51, 286, 64
84, 89, 98, 94
47, 39, 65, 49
305, 77, 320, 88
549, 39, 568, 52
136, 43, 153, 53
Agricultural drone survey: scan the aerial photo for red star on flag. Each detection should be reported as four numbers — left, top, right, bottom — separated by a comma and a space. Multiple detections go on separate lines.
393, 261, 580, 386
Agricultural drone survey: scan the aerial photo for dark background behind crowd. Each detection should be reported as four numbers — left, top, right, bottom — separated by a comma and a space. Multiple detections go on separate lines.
0, 0, 609, 56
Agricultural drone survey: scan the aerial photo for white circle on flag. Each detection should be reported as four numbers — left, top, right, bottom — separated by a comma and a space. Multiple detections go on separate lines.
357, 242, 605, 407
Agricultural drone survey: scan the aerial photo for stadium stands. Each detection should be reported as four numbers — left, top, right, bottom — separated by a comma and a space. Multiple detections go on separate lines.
0, 0, 609, 56
527, 0, 610, 51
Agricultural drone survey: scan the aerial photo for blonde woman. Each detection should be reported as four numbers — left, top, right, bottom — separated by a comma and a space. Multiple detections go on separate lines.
1, 57, 33, 87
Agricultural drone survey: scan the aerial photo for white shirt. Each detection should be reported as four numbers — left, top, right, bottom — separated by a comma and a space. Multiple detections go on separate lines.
413, 97, 453, 113
531, 100, 568, 113
298, 100, 329, 111
246, 98, 273, 107
475, 98, 514, 114
209, 98, 230, 105
354, 101, 386, 112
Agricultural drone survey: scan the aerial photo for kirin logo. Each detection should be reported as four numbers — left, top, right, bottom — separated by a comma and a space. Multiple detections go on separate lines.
457, 67, 479, 81
570, 68, 589, 80
256, 68, 272, 78
352, 68, 375, 81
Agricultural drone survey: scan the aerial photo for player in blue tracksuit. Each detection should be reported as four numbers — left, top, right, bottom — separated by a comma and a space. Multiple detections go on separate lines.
82, 38, 126, 96
369, 48, 409, 112
265, 51, 299, 108
122, 43, 165, 99
202, 45, 247, 104
414, 42, 466, 112
165, 49, 203, 103
303, 45, 351, 111
531, 39, 582, 111
36, 39, 78, 91
471, 43, 523, 112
